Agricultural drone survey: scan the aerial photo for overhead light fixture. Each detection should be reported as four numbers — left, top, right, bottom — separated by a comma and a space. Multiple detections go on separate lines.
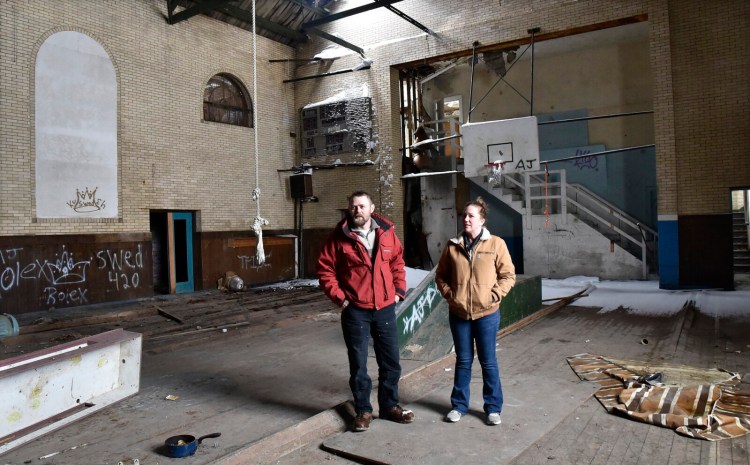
506, 50, 517, 63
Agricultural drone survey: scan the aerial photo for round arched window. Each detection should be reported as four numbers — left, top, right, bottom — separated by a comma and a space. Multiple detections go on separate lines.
203, 73, 252, 127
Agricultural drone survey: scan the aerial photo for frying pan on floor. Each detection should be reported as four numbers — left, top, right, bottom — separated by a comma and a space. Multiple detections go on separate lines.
164, 432, 221, 458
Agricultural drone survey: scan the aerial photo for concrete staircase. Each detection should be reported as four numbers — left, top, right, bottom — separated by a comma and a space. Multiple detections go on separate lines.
480, 170, 658, 279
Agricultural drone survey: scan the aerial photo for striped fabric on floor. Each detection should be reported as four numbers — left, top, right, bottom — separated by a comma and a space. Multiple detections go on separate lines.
567, 353, 750, 441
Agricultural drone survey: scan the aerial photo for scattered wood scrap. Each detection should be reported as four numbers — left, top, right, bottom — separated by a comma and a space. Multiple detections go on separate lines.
498, 285, 594, 338
155, 305, 184, 324
18, 308, 156, 335
1, 286, 337, 356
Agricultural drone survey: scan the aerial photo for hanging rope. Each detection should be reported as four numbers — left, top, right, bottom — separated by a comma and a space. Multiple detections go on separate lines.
251, 0, 268, 264
543, 163, 550, 228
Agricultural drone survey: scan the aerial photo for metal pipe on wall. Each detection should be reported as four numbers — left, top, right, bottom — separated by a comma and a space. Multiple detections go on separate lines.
468, 41, 479, 123
528, 27, 540, 116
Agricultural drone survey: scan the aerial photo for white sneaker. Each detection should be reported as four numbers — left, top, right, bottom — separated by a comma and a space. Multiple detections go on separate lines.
487, 413, 502, 425
445, 410, 462, 423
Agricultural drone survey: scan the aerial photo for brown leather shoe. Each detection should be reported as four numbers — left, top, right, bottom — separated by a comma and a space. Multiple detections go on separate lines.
353, 412, 373, 432
380, 405, 415, 424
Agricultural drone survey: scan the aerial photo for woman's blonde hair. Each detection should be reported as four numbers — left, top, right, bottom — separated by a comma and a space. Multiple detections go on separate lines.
463, 196, 489, 219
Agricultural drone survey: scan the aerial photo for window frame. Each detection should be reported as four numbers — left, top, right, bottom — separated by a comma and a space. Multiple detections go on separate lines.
203, 73, 253, 128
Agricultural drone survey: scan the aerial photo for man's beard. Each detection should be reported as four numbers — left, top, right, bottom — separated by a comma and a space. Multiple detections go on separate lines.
352, 215, 367, 227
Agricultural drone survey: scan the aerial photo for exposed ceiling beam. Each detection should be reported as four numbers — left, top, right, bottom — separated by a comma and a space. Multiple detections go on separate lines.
302, 0, 403, 29
308, 28, 365, 56
420, 57, 469, 84
395, 15, 648, 70
378, 2, 436, 36
167, 0, 179, 22
283, 64, 371, 83
219, 4, 308, 44
285, 0, 330, 17
168, 0, 238, 25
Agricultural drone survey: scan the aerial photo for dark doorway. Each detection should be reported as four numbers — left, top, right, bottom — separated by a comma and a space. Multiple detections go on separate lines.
150, 211, 195, 294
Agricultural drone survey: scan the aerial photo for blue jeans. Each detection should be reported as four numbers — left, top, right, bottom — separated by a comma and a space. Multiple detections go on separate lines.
341, 303, 401, 414
449, 311, 503, 415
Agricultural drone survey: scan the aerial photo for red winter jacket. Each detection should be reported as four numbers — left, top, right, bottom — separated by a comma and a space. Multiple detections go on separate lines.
317, 213, 406, 310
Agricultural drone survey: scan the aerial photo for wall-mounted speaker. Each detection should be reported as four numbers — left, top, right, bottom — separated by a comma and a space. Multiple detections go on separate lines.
290, 173, 313, 199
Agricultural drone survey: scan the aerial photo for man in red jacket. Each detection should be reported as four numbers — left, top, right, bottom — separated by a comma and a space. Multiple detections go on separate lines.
317, 191, 416, 432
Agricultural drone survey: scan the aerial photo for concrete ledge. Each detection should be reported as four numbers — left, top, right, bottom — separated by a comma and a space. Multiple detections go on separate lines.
213, 404, 349, 465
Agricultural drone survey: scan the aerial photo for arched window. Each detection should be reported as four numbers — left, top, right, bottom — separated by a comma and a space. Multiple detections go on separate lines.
203, 73, 252, 127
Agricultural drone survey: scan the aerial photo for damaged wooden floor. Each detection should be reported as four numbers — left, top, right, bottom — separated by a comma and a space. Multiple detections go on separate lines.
2, 285, 335, 357
506, 306, 750, 465
2, 286, 750, 465
278, 304, 750, 465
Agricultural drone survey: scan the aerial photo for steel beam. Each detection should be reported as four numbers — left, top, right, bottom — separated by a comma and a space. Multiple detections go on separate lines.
0, 329, 142, 454
307, 28, 365, 56
219, 4, 308, 43
302, 0, 403, 29
282, 64, 371, 83
379, 2, 435, 36
168, 0, 238, 24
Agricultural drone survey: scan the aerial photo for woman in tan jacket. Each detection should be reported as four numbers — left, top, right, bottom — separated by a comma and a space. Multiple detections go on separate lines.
435, 197, 516, 425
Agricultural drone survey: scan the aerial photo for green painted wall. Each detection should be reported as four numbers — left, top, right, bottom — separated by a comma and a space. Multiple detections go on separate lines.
397, 273, 542, 349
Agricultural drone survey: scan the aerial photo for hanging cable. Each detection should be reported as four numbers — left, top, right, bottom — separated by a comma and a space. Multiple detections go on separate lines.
251, 0, 269, 264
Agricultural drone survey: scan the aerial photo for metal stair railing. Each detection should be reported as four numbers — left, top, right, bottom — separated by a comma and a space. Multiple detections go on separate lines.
499, 170, 658, 278
567, 183, 659, 273
523, 169, 568, 223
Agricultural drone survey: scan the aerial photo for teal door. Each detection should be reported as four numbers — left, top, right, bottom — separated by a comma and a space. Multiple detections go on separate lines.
170, 212, 194, 293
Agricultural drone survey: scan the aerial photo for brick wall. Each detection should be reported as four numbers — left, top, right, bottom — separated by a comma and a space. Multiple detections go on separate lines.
2, 0, 748, 269
293, 0, 749, 227
0, 0, 297, 236
669, 0, 750, 215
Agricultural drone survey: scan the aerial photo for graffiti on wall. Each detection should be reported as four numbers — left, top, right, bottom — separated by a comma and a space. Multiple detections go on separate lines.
0, 244, 145, 308
568, 148, 599, 171
96, 246, 144, 292
399, 281, 440, 338
67, 187, 107, 213
237, 251, 272, 270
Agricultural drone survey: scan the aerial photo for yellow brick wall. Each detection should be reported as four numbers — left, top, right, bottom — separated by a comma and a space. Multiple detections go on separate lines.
293, 0, 749, 226
669, 0, 750, 215
2, 0, 747, 240
0, 0, 297, 236
293, 0, 671, 231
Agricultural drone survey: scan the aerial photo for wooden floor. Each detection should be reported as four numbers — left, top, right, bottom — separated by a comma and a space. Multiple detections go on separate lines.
280, 303, 750, 465
2, 284, 335, 357
2, 286, 749, 465
511, 398, 750, 465
506, 306, 750, 465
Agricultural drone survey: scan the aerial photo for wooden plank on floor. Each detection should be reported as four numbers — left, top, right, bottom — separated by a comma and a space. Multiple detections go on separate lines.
666, 434, 687, 465
682, 435, 705, 465
743, 434, 750, 465
635, 426, 675, 465
619, 417, 651, 465
701, 440, 718, 465
718, 437, 734, 465
589, 410, 637, 465
509, 398, 597, 464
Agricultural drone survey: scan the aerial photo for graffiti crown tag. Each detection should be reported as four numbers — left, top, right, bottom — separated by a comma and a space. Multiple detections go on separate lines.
67, 187, 106, 213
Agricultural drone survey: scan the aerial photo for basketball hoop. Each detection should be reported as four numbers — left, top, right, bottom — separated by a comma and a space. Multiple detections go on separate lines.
484, 161, 505, 185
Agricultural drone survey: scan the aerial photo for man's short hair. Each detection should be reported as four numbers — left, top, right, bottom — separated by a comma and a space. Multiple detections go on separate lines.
348, 191, 373, 204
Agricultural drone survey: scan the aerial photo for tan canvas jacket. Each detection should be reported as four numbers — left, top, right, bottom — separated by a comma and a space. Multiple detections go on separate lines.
435, 228, 516, 320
